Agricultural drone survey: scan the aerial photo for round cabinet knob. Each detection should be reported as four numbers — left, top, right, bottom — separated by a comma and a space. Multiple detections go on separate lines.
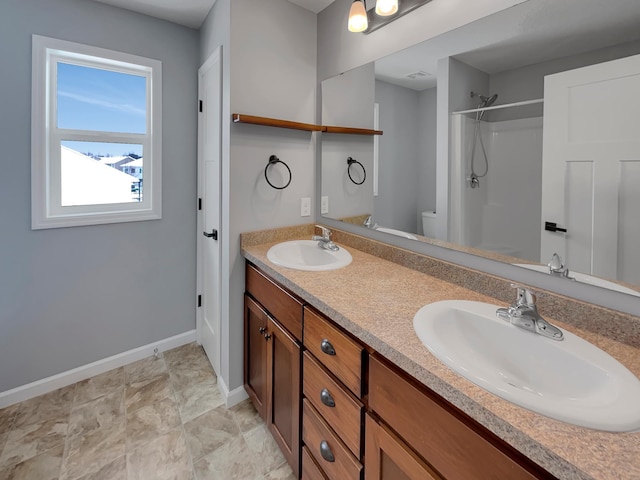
320, 339, 336, 356
319, 440, 335, 462
259, 327, 266, 334
320, 388, 336, 408
264, 333, 272, 340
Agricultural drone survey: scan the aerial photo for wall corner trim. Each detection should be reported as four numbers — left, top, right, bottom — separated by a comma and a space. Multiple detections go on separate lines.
218, 375, 249, 408
0, 330, 197, 408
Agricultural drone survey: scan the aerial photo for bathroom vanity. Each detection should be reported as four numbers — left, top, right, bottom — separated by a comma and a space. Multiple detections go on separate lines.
241, 225, 640, 480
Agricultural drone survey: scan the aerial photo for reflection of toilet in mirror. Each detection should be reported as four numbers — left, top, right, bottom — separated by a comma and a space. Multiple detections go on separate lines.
421, 211, 437, 237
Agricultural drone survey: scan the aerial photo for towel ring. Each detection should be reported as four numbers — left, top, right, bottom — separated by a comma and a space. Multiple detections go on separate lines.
347, 157, 366, 185
265, 155, 292, 190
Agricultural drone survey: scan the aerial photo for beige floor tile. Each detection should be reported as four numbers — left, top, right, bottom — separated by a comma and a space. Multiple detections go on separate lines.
60, 419, 125, 480
127, 429, 193, 480
72, 455, 126, 480
0, 417, 68, 469
0, 404, 19, 435
265, 462, 296, 480
0, 442, 64, 480
125, 373, 173, 414
73, 368, 124, 406
174, 378, 223, 423
165, 344, 216, 392
244, 424, 287, 476
68, 390, 124, 440
183, 405, 240, 461
163, 343, 206, 367
13, 385, 75, 429
193, 435, 261, 480
0, 431, 8, 455
124, 356, 167, 386
126, 397, 181, 452
230, 399, 262, 434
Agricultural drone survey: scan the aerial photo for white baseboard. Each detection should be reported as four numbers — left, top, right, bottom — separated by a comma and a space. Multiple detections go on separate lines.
218, 375, 249, 408
0, 330, 197, 408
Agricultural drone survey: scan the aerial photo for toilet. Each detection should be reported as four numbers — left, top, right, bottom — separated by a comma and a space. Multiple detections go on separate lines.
421, 211, 437, 237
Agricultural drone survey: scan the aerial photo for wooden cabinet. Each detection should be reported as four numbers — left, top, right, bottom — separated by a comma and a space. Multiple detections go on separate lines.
368, 355, 554, 480
365, 414, 442, 480
244, 263, 556, 480
244, 264, 303, 478
302, 306, 364, 480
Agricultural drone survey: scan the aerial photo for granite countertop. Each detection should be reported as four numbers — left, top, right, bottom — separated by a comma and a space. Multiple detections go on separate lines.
241, 234, 640, 480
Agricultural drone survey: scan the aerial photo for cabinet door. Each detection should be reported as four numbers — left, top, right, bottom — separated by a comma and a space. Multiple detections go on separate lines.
365, 414, 441, 480
267, 316, 301, 479
244, 295, 269, 419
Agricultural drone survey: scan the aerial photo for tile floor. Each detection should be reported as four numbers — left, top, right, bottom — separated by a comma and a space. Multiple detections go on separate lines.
0, 343, 295, 480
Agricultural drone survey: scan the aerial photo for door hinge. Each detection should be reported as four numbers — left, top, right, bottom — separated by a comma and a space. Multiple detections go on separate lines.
199, 100, 203, 113
198, 198, 202, 211
198, 295, 202, 307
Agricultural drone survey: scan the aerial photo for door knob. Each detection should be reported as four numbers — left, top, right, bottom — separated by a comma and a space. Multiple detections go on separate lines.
544, 222, 567, 233
203, 229, 218, 240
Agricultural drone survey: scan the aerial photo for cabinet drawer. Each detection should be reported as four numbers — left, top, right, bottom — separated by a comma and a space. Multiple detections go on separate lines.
302, 446, 327, 480
304, 307, 363, 396
246, 263, 303, 340
369, 356, 547, 480
303, 399, 363, 480
303, 352, 363, 457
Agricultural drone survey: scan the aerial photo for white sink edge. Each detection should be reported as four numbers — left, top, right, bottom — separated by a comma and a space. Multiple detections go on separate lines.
413, 300, 640, 432
266, 240, 352, 271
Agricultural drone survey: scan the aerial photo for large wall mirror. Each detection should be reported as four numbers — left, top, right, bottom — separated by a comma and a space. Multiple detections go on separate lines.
320, 0, 640, 308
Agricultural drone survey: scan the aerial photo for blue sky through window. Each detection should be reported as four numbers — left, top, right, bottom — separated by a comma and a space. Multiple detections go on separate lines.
57, 62, 146, 156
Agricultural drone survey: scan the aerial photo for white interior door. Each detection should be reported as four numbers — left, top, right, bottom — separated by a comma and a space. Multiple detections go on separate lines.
541, 53, 640, 285
197, 47, 222, 375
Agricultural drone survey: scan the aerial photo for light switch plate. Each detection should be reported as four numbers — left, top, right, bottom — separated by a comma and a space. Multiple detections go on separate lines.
321, 196, 329, 214
301, 197, 311, 217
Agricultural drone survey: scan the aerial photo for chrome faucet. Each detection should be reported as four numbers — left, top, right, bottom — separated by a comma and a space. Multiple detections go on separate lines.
313, 225, 339, 251
496, 285, 564, 340
548, 253, 574, 280
363, 215, 378, 229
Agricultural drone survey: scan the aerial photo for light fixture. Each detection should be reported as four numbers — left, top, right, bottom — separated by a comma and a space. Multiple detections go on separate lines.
348, 0, 368, 33
348, 0, 433, 34
375, 0, 398, 16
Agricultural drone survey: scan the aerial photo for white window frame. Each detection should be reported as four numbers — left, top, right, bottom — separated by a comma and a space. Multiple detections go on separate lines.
31, 35, 162, 229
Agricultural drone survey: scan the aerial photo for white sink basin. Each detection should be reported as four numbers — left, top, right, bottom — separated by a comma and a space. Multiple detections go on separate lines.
376, 227, 418, 240
514, 263, 640, 297
413, 300, 640, 432
267, 240, 352, 271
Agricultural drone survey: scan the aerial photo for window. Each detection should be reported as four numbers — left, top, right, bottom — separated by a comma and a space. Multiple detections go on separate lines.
31, 35, 162, 229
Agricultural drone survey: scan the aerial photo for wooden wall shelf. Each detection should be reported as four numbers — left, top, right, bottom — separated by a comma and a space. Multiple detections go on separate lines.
324, 125, 383, 136
232, 113, 322, 132
232, 113, 383, 136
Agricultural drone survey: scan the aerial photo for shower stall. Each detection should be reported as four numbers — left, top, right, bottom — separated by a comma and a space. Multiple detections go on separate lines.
450, 97, 544, 262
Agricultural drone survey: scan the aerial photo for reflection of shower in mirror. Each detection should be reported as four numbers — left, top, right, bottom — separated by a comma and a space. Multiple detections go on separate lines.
450, 99, 544, 262
468, 91, 499, 188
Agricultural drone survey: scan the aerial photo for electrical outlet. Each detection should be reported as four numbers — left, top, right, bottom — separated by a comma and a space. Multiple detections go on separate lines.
321, 196, 329, 214
301, 197, 311, 217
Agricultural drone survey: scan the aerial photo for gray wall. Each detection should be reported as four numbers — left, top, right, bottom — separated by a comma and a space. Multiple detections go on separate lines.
0, 0, 199, 392
322, 63, 375, 220
417, 87, 437, 225
201, 0, 317, 393
374, 81, 420, 234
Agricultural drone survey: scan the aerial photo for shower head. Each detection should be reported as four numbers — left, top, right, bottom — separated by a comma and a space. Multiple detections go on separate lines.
479, 93, 498, 108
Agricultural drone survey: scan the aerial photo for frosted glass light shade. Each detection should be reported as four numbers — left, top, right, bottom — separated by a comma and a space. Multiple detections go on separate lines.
375, 0, 398, 16
348, 0, 368, 32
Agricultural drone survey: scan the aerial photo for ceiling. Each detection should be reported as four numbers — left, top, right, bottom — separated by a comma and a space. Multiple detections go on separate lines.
374, 0, 640, 90
90, 0, 335, 28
